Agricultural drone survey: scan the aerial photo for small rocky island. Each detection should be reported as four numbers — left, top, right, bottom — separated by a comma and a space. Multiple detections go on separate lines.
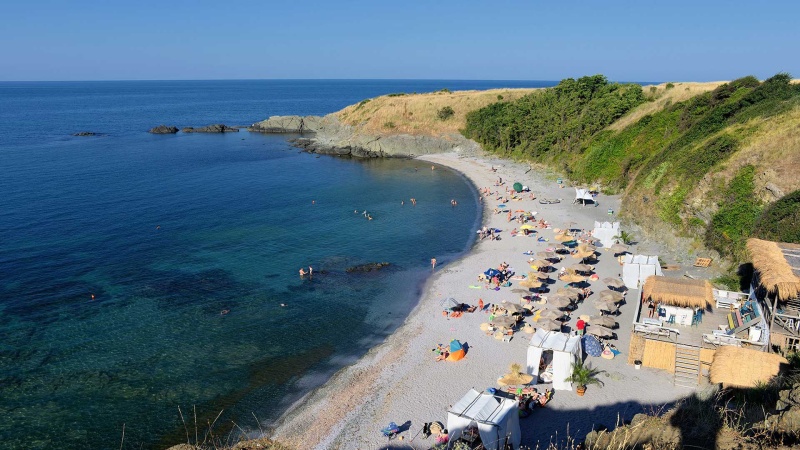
181, 124, 239, 133
148, 125, 179, 134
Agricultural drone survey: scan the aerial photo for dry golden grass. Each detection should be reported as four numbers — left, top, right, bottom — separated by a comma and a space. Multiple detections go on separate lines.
334, 88, 539, 137
609, 81, 726, 131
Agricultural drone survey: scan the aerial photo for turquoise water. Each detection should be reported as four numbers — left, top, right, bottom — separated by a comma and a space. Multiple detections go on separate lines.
0, 80, 554, 448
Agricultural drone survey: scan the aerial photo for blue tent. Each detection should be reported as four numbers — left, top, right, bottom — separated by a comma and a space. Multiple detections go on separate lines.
582, 335, 603, 357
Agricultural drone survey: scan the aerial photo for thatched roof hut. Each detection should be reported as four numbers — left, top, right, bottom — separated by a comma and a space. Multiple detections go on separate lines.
747, 238, 800, 301
642, 276, 713, 309
709, 346, 787, 388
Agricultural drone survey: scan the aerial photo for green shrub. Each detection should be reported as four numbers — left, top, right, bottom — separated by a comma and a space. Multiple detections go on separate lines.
386, 92, 406, 97
705, 166, 762, 259
383, 121, 396, 129
438, 88, 451, 94
497, 94, 504, 100
437, 106, 455, 121
753, 189, 800, 243
666, 82, 675, 89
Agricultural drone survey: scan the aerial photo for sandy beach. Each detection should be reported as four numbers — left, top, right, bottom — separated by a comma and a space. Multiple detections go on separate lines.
271, 151, 705, 449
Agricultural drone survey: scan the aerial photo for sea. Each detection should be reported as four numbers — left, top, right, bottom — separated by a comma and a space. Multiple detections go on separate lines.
0, 79, 556, 449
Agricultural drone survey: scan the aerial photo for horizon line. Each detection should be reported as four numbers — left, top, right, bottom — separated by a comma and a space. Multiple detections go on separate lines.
0, 77, 671, 84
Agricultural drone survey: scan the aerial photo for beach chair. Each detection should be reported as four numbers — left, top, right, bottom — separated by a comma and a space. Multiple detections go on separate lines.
381, 422, 400, 441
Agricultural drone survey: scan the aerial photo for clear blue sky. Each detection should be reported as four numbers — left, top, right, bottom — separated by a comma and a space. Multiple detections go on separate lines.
1, 0, 797, 82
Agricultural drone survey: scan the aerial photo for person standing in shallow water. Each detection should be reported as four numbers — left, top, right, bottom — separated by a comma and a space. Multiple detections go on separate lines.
299, 268, 307, 278
431, 258, 437, 270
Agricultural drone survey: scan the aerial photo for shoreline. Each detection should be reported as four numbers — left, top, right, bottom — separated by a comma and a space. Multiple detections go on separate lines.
270, 150, 705, 449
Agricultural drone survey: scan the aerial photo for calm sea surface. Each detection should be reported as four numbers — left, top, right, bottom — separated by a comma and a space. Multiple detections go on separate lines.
0, 80, 556, 448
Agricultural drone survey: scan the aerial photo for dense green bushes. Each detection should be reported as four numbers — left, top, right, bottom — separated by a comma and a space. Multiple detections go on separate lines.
705, 166, 762, 259
753, 190, 800, 243
462, 75, 645, 158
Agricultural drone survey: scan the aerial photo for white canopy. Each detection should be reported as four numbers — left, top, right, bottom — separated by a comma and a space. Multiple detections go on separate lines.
592, 221, 620, 248
526, 329, 582, 391
622, 254, 664, 289
573, 188, 595, 204
447, 389, 521, 450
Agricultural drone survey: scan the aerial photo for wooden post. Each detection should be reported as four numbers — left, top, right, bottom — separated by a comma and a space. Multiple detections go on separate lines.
769, 295, 779, 353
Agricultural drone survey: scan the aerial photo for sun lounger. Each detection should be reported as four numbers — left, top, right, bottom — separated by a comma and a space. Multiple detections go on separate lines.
538, 198, 561, 204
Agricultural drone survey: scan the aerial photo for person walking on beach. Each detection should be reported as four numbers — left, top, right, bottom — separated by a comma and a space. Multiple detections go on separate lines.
431, 258, 437, 270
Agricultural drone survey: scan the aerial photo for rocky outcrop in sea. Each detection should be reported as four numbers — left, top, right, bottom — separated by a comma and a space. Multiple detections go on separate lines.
181, 124, 239, 133
149, 125, 179, 134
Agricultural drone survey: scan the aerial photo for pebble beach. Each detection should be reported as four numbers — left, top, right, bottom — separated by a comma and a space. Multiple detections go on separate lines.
272, 151, 706, 449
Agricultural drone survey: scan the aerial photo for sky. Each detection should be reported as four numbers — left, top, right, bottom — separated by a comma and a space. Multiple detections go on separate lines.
1, 0, 798, 82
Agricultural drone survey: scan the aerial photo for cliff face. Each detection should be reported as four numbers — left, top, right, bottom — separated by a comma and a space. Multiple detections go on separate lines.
248, 114, 480, 158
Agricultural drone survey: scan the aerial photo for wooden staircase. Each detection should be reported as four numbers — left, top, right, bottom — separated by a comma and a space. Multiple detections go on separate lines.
674, 344, 700, 388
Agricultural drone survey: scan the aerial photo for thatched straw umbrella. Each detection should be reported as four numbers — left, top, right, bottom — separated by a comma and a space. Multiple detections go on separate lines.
538, 309, 563, 320
497, 363, 534, 386
746, 238, 800, 301
588, 315, 617, 328
587, 326, 614, 338
559, 273, 586, 284
710, 346, 788, 388
554, 233, 572, 242
512, 288, 530, 295
490, 315, 516, 329
599, 290, 624, 303
571, 263, 593, 273
594, 299, 618, 314
536, 318, 562, 331
603, 277, 626, 289
557, 287, 580, 301
530, 260, 551, 269
572, 243, 596, 261
519, 278, 543, 289
609, 243, 629, 255
533, 271, 551, 280
536, 251, 558, 260
501, 302, 526, 315
547, 295, 573, 309
642, 276, 713, 309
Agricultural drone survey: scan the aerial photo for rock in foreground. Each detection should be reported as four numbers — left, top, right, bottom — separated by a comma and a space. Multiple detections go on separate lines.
181, 124, 239, 133
149, 125, 179, 134
346, 262, 390, 273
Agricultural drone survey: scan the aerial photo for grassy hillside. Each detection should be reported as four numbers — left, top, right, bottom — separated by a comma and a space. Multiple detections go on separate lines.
335, 88, 538, 137
463, 74, 800, 267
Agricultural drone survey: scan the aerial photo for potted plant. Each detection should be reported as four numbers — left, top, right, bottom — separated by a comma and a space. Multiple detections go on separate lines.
564, 359, 604, 396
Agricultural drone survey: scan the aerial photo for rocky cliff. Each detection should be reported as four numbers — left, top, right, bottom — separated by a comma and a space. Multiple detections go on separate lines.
249, 114, 480, 158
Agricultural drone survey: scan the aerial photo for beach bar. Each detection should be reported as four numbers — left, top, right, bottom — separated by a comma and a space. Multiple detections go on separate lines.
747, 238, 800, 352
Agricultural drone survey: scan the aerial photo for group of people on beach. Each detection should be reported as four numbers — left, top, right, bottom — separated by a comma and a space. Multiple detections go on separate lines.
478, 226, 497, 241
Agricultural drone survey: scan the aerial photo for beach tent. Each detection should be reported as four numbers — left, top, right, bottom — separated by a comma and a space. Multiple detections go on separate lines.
442, 297, 461, 311
573, 188, 595, 205
526, 329, 582, 391
622, 254, 663, 289
592, 221, 620, 248
446, 388, 521, 450
446, 339, 466, 362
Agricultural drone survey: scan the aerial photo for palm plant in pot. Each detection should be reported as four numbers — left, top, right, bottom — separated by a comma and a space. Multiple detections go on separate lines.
564, 359, 604, 396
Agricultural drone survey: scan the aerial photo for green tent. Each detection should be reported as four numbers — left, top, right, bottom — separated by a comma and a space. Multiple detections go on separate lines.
513, 182, 523, 193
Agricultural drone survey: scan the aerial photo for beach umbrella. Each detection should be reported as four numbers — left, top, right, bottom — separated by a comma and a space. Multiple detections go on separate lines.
446, 339, 466, 361
599, 290, 624, 303
441, 297, 461, 311
603, 277, 626, 289
501, 303, 525, 314
536, 318, 562, 332
582, 335, 603, 357
554, 233, 572, 242
490, 315, 516, 329
536, 251, 557, 260
520, 224, 536, 231
594, 299, 618, 314
538, 309, 563, 320
587, 326, 614, 339
519, 278, 543, 289
559, 273, 585, 284
530, 259, 551, 268
547, 295, 573, 309
588, 315, 617, 328
497, 368, 533, 387
609, 243, 629, 255
512, 288, 531, 295
557, 288, 580, 301
532, 271, 550, 280
571, 263, 593, 273
513, 182, 523, 193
